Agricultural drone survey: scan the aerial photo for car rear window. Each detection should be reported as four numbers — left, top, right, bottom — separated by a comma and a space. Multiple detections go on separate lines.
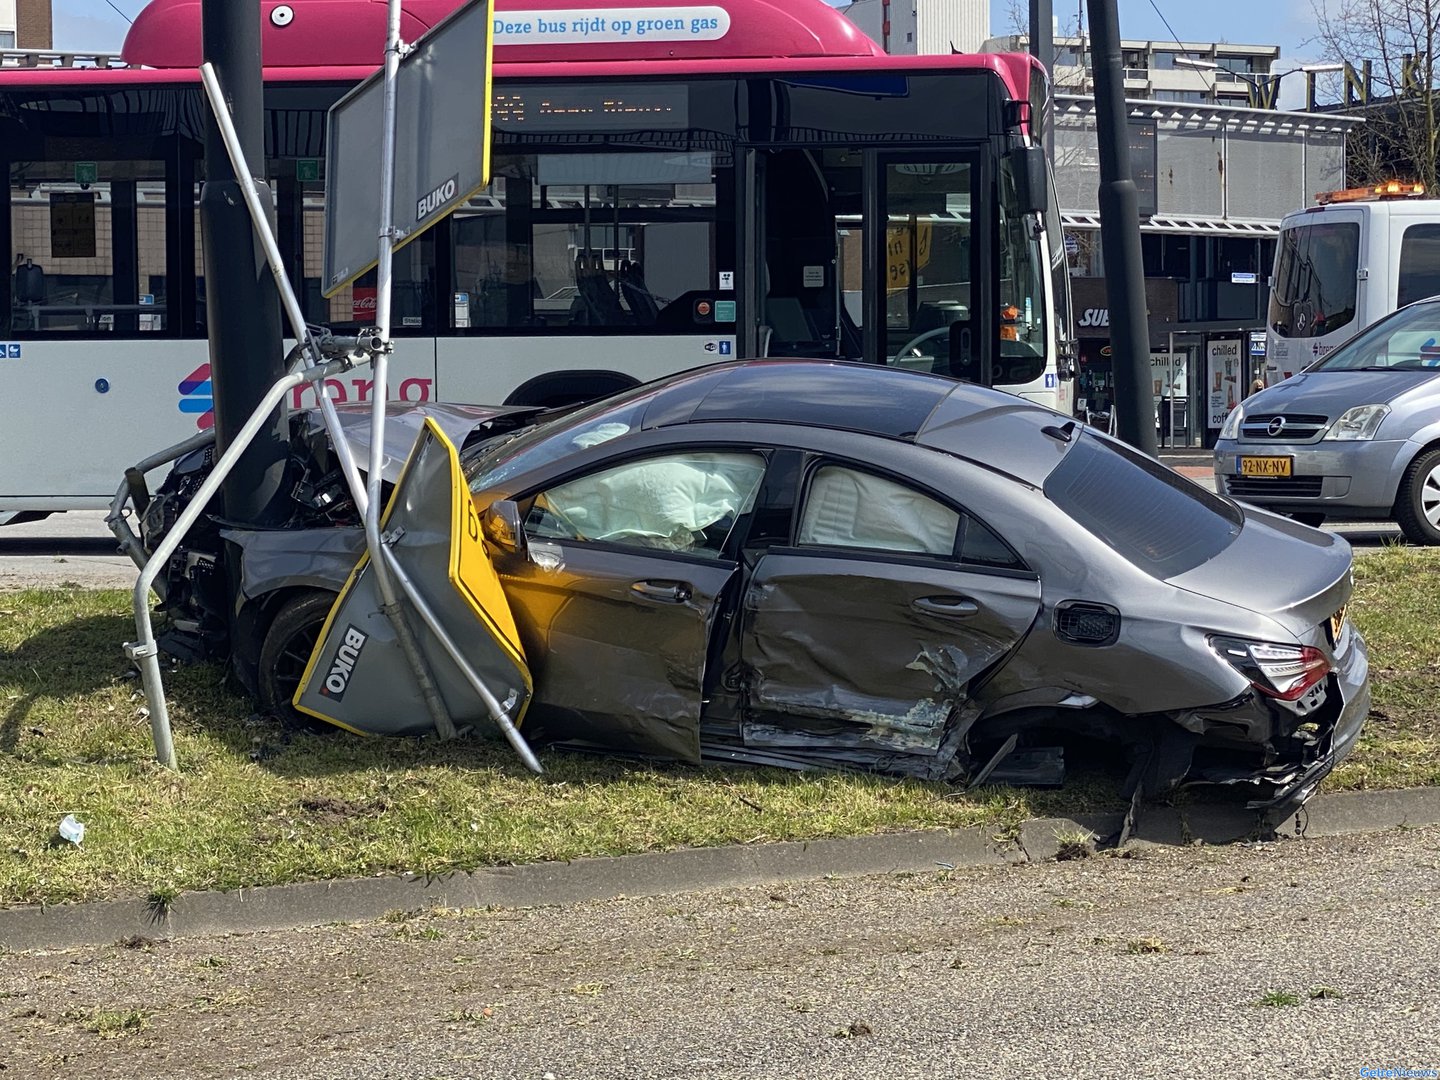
1044, 433, 1242, 579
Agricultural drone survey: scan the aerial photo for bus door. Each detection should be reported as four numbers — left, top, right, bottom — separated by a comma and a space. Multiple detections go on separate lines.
870, 152, 988, 380
741, 147, 994, 377
740, 147, 865, 361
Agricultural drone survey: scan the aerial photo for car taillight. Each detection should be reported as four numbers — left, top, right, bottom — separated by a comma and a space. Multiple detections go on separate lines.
1210, 636, 1331, 701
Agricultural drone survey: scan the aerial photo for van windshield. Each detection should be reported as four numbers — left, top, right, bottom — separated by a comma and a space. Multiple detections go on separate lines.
1269, 220, 1360, 340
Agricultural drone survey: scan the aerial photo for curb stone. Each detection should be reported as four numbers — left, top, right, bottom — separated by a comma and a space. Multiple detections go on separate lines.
3, 787, 1438, 953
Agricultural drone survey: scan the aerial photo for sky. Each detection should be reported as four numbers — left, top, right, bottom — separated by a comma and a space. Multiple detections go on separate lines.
54, 0, 1319, 67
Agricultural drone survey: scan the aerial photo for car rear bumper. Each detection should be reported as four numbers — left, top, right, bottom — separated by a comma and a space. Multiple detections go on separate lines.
1245, 625, 1369, 817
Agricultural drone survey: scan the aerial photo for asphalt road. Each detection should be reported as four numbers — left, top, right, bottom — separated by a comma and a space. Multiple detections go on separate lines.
3, 825, 1438, 1079
0, 510, 139, 590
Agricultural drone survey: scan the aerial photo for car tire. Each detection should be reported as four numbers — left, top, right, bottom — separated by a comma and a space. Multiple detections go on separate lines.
258, 591, 339, 733
1395, 447, 1440, 546
1291, 512, 1327, 528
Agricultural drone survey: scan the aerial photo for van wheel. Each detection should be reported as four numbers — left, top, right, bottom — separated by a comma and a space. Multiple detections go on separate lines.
1395, 448, 1440, 545
258, 591, 338, 733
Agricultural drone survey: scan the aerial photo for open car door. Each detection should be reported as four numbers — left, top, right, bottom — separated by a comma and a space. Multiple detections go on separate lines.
294, 418, 532, 737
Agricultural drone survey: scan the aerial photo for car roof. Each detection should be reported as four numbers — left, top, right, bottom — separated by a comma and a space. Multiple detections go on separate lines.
637, 359, 1005, 440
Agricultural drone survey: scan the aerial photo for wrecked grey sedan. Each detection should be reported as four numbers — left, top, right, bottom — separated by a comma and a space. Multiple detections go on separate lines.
135, 360, 1369, 818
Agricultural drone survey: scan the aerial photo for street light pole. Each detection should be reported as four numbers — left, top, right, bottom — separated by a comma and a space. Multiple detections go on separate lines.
1029, 0, 1055, 163
1085, 0, 1156, 456
200, 0, 287, 525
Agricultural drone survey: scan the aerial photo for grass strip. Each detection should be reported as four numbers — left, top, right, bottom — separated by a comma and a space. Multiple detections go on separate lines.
1, 545, 1435, 906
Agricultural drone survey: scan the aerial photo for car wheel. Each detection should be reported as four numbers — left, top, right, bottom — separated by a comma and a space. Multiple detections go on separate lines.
1291, 512, 1327, 528
258, 591, 338, 732
1395, 447, 1440, 545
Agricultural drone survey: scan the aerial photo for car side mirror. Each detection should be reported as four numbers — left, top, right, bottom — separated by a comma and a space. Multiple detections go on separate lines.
481, 499, 527, 556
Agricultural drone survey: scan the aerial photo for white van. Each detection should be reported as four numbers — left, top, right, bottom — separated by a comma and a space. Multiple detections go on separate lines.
1266, 184, 1440, 378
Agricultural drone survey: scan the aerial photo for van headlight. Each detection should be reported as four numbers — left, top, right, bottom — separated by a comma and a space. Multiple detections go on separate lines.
1324, 404, 1390, 441
1219, 404, 1244, 441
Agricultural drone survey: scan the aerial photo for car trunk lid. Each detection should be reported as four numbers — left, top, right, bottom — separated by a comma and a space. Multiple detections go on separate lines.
1166, 507, 1353, 638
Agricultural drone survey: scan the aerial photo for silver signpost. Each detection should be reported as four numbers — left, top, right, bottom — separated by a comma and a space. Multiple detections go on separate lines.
328, 0, 540, 768
322, 0, 495, 296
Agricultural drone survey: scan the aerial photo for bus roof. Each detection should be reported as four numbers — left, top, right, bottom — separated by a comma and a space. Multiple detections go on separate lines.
119, 0, 883, 68
0, 0, 1042, 108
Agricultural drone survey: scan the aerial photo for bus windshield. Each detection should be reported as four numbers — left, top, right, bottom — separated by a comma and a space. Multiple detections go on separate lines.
1268, 220, 1360, 341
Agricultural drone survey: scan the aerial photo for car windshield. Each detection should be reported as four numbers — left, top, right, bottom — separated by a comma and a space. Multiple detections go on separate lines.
1309, 299, 1440, 372
464, 383, 661, 493
1045, 431, 1242, 579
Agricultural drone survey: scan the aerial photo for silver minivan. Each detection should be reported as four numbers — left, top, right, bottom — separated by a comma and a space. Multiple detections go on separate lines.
1215, 296, 1440, 544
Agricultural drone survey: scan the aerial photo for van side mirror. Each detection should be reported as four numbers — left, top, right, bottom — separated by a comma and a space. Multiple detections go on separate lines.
481, 499, 527, 556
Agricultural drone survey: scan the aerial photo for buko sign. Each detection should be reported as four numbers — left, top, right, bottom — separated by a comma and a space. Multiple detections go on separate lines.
494, 7, 731, 44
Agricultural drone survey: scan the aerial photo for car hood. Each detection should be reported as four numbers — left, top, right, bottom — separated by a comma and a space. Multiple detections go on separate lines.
1166, 505, 1353, 638
302, 401, 531, 484
1253, 369, 1440, 419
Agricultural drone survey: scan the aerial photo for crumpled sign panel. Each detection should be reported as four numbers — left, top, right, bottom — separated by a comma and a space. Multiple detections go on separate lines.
294, 418, 531, 736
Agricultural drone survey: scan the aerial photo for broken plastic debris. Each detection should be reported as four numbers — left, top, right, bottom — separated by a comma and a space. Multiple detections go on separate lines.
58, 814, 86, 845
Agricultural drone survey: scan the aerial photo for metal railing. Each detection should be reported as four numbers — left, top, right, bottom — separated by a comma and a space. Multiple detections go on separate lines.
1, 48, 128, 69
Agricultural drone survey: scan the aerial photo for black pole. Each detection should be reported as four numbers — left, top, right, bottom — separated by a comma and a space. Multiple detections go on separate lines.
201, 0, 288, 524
1084, 0, 1156, 456
1029, 0, 1054, 163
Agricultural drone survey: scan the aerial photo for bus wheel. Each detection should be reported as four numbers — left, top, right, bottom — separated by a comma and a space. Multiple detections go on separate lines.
1395, 447, 1440, 545
258, 591, 338, 733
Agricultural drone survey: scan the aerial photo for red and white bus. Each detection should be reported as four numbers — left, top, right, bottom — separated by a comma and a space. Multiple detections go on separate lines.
0, 0, 1071, 521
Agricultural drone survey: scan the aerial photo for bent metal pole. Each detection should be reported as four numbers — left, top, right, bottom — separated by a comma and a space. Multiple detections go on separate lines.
128, 359, 351, 769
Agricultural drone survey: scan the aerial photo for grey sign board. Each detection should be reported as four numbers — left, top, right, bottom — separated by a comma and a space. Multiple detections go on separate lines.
323, 0, 493, 296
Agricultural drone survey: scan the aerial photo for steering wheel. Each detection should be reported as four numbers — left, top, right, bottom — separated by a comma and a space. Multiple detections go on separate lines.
889, 326, 951, 370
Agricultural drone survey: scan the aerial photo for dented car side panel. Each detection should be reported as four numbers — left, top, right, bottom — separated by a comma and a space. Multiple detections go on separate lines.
492, 540, 738, 763
740, 552, 1041, 753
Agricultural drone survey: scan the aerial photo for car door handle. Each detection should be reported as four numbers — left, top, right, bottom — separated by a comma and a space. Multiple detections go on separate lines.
913, 595, 979, 617
631, 580, 692, 603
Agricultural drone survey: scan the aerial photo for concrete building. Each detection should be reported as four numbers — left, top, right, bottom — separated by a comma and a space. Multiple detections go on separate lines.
0, 0, 52, 50
985, 33, 1280, 106
839, 0, 988, 56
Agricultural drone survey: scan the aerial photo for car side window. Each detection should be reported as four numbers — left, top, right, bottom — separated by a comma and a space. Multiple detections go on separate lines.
525, 451, 766, 557
798, 465, 959, 556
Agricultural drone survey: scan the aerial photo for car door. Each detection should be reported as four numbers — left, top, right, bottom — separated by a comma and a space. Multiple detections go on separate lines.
494, 449, 768, 763
740, 462, 1041, 756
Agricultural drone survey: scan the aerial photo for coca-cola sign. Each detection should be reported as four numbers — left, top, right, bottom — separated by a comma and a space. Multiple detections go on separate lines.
352, 287, 377, 321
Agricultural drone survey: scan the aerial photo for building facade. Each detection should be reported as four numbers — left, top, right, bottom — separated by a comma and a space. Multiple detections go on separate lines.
0, 0, 52, 50
987, 33, 1279, 106
839, 0, 988, 56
